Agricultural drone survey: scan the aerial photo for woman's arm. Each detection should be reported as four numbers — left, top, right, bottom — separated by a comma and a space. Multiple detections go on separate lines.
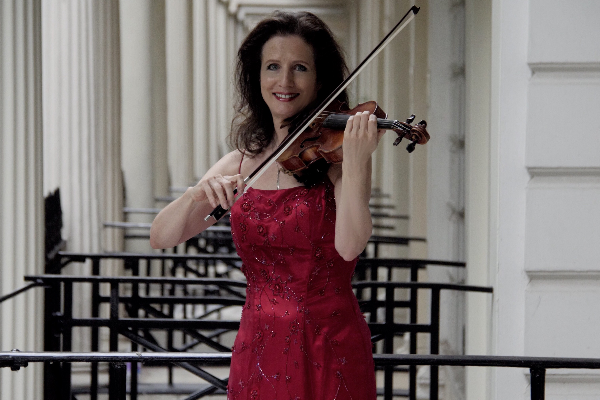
330, 111, 384, 261
149, 150, 245, 249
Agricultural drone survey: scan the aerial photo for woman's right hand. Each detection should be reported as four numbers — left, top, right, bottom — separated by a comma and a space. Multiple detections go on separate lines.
150, 150, 246, 249
190, 173, 245, 210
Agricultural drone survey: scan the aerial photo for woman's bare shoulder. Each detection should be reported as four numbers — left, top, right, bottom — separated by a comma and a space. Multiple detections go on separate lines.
202, 149, 246, 178
221, 149, 245, 167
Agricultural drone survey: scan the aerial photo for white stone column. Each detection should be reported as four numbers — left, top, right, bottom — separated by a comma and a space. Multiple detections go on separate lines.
378, 0, 412, 250
42, 0, 123, 256
95, 0, 124, 256
421, 1, 468, 398
120, 0, 167, 251
41, 0, 123, 351
0, 0, 44, 398
42, 0, 102, 254
464, 1, 492, 399
166, 0, 194, 187
192, 0, 212, 177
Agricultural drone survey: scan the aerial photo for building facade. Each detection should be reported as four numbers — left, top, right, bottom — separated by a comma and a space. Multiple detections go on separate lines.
1, 0, 599, 399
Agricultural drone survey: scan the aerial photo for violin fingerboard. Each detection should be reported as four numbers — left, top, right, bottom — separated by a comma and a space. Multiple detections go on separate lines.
322, 114, 397, 131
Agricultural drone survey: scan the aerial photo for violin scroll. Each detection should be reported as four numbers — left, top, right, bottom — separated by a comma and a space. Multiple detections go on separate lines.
392, 115, 430, 153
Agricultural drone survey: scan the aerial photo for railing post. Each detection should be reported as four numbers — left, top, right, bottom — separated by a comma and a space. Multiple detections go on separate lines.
91, 258, 101, 400
409, 278, 418, 400
530, 367, 546, 400
60, 281, 74, 400
110, 282, 120, 351
429, 288, 440, 400
384, 285, 395, 400
130, 259, 141, 400
43, 279, 61, 400
109, 362, 127, 400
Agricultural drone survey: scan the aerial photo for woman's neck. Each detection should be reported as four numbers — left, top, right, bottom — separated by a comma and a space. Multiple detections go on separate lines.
272, 124, 289, 150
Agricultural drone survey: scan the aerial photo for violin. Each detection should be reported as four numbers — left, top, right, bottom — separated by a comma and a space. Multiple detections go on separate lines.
277, 99, 430, 176
205, 5, 423, 221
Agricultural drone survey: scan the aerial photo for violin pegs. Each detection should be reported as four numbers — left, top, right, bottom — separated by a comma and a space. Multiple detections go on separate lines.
418, 120, 427, 128
406, 141, 416, 153
393, 136, 403, 146
406, 114, 415, 124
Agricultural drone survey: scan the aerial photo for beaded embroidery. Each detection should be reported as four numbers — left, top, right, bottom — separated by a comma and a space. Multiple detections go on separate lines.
228, 179, 376, 400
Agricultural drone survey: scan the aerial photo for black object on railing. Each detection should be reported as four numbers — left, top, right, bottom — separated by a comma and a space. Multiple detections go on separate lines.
45, 188, 65, 259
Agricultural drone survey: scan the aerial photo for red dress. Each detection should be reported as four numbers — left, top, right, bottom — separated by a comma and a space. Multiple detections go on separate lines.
227, 178, 376, 400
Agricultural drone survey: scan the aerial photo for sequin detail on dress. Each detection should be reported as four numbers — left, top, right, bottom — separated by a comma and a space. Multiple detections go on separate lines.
228, 179, 376, 400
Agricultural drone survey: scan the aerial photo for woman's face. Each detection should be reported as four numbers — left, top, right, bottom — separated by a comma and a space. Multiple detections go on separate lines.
260, 35, 319, 131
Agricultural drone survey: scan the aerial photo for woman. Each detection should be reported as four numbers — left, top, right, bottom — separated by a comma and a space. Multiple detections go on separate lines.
150, 11, 381, 400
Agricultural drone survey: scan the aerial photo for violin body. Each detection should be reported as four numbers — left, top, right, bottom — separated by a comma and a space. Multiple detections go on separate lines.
276, 100, 429, 176
277, 101, 386, 174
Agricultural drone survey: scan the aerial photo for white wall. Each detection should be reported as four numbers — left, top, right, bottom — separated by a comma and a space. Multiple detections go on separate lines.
489, 0, 600, 398
427, 0, 468, 397
524, 0, 600, 396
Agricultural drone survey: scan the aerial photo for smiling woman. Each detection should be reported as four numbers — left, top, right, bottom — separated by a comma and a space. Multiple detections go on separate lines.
259, 35, 319, 129
230, 11, 349, 158
150, 10, 380, 400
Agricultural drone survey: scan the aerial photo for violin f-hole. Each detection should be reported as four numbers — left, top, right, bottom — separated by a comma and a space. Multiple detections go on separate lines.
300, 135, 321, 149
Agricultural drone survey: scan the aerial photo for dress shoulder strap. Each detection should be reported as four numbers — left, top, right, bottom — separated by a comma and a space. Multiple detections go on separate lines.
238, 150, 245, 174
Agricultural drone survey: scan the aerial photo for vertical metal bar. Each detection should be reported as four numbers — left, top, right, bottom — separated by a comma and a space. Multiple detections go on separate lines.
130, 259, 141, 400
384, 285, 394, 400
109, 362, 127, 400
91, 258, 101, 400
110, 282, 119, 351
61, 281, 73, 400
429, 289, 441, 400
108, 284, 125, 400
408, 269, 419, 400
370, 261, 377, 283
530, 367, 546, 400
168, 281, 175, 384
43, 279, 61, 400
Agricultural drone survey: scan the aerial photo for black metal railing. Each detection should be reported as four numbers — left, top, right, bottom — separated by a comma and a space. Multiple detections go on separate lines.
1, 249, 477, 400
0, 250, 478, 400
103, 219, 425, 258
3, 351, 600, 400
22, 258, 489, 400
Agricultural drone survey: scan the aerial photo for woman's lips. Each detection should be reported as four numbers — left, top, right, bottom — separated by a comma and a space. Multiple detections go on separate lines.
274, 93, 299, 101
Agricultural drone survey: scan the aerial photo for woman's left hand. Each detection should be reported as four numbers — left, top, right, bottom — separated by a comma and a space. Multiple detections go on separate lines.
342, 111, 385, 164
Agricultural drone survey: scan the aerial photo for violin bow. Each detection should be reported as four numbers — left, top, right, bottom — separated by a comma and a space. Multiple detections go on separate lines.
206, 5, 420, 221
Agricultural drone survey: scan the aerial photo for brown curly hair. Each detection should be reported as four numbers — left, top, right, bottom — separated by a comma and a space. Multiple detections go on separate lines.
229, 11, 349, 156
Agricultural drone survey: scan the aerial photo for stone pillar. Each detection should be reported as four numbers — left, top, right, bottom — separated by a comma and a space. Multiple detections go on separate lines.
120, 0, 167, 251
42, 0, 100, 254
379, 0, 412, 253
95, 0, 124, 257
425, 0, 467, 398
464, 1, 492, 399
0, 0, 44, 398
42, 0, 123, 256
192, 0, 212, 177
41, 0, 123, 351
166, 0, 194, 187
